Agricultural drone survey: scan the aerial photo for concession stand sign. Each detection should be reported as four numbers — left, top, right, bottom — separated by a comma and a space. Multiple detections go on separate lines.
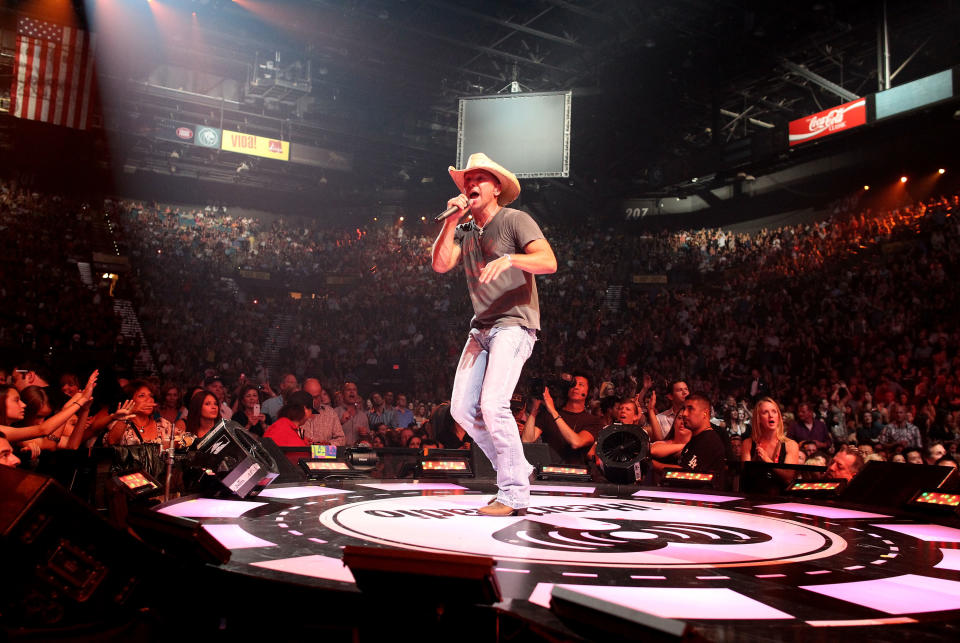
788, 98, 866, 147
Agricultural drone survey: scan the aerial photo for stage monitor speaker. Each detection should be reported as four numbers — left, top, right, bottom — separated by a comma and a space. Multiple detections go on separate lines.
192, 419, 280, 497
259, 439, 308, 483
342, 545, 501, 605
0, 467, 159, 629
472, 443, 552, 480
125, 507, 230, 565
740, 462, 828, 496
550, 585, 701, 642
840, 461, 958, 508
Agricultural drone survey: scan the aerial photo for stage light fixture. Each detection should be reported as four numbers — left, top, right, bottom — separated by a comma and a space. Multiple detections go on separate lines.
299, 459, 356, 480
908, 490, 960, 515
912, 490, 960, 506
900, 176, 908, 183
537, 464, 591, 481
596, 424, 649, 484
787, 479, 845, 498
938, 168, 946, 175
345, 445, 379, 471
418, 457, 473, 477
663, 470, 714, 488
863, 185, 870, 191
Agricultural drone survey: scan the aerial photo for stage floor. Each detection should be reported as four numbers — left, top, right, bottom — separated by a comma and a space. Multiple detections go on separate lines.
155, 479, 960, 639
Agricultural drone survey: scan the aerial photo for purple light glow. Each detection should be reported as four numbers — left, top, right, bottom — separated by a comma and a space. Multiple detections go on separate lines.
757, 503, 889, 520
250, 555, 356, 584
156, 498, 266, 518
529, 583, 793, 619
632, 490, 743, 503
358, 482, 468, 491
531, 485, 596, 494
202, 524, 277, 549
871, 523, 960, 542
258, 486, 350, 499
935, 548, 960, 571
807, 617, 917, 627
801, 574, 960, 614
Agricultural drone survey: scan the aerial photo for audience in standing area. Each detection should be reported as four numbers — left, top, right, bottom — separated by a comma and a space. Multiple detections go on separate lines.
1, 176, 959, 493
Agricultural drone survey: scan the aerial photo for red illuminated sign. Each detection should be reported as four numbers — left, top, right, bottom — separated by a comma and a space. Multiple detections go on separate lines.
788, 98, 866, 146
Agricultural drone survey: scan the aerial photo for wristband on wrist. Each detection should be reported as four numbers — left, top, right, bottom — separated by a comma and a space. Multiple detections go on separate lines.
505, 253, 512, 266
553, 415, 561, 422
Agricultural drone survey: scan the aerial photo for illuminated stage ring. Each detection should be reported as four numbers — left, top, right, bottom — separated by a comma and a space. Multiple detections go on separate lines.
155, 482, 960, 632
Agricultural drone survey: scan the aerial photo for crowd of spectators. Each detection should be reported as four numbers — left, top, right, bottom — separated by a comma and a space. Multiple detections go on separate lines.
0, 181, 125, 363
2, 176, 959, 493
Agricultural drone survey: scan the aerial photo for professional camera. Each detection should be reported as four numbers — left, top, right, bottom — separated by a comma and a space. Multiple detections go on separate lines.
529, 375, 574, 401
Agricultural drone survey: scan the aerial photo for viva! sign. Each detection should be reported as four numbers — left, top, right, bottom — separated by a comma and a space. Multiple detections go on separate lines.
221, 129, 290, 161
788, 98, 866, 146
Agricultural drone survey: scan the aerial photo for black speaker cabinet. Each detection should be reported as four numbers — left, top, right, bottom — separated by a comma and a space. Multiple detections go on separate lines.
472, 442, 552, 480
0, 467, 159, 629
342, 545, 500, 605
551, 585, 702, 641
840, 460, 958, 508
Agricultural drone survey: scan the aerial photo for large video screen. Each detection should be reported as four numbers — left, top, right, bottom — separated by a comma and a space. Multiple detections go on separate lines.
875, 69, 954, 121
456, 91, 571, 178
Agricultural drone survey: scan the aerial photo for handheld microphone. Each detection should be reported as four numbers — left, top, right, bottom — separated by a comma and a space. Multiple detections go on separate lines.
435, 203, 465, 222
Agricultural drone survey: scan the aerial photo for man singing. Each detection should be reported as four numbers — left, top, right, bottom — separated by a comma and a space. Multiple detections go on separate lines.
432, 153, 557, 516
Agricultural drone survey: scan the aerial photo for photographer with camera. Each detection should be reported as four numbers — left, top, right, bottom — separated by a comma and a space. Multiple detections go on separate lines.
522, 373, 604, 466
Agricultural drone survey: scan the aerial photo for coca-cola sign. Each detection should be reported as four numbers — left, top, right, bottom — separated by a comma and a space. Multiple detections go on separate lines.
789, 98, 866, 146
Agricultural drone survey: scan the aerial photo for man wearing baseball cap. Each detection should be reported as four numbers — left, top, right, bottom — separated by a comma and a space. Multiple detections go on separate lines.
432, 153, 557, 516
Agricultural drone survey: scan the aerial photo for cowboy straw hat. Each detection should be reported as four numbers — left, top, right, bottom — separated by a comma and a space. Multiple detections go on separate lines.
448, 153, 521, 206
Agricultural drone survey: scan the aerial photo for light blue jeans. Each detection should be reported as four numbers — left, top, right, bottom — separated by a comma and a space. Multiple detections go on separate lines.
450, 325, 537, 509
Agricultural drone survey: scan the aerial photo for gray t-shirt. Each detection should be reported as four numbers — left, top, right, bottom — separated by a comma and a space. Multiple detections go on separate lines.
454, 207, 545, 330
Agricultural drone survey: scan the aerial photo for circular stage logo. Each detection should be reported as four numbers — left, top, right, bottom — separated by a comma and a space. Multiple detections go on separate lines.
319, 495, 846, 568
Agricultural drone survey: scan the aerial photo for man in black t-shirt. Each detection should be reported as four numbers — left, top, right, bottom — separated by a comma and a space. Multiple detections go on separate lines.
678, 393, 727, 488
523, 373, 605, 466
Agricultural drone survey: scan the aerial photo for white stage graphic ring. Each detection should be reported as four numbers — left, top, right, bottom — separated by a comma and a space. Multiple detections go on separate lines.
319, 496, 846, 568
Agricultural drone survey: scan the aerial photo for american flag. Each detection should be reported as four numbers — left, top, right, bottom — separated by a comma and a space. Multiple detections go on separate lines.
11, 16, 97, 130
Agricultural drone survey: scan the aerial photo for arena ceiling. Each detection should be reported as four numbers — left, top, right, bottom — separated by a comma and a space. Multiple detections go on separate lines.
10, 0, 960, 212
